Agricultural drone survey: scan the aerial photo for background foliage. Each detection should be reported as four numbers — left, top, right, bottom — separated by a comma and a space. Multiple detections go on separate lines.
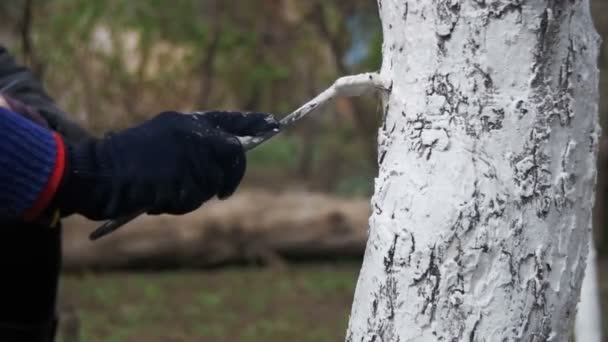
1, 0, 384, 196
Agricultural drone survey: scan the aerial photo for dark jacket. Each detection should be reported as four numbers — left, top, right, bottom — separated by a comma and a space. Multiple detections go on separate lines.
0, 46, 89, 143
0, 45, 89, 342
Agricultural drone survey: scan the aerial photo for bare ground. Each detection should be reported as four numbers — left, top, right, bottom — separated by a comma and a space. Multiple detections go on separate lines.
55, 260, 608, 342
57, 263, 360, 342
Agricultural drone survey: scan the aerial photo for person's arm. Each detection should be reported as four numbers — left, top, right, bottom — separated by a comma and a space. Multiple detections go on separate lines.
0, 45, 89, 143
0, 107, 65, 222
57, 111, 279, 220
0, 46, 279, 222
1, 105, 279, 223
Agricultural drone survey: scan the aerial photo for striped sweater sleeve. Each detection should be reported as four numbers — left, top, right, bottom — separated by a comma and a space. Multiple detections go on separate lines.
0, 107, 65, 221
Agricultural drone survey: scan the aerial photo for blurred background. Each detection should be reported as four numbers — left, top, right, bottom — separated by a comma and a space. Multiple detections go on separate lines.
0, 0, 607, 341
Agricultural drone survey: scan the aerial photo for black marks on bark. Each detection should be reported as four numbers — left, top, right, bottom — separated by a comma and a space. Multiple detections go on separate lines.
411, 245, 441, 323
558, 38, 575, 90
469, 65, 504, 134
474, 0, 523, 20
368, 275, 399, 341
407, 112, 446, 158
426, 73, 470, 121
384, 232, 416, 273
542, 37, 576, 127
385, 278, 397, 320
384, 235, 398, 272
518, 4, 579, 219
531, 10, 550, 88
384, 103, 390, 120
410, 232, 416, 255
386, 80, 394, 94
531, 2, 575, 88
434, 0, 461, 53
378, 102, 395, 172
521, 274, 552, 339
417, 128, 450, 160
428, 73, 450, 95
472, 243, 489, 253
469, 315, 482, 342
435, 0, 460, 37
447, 178, 483, 235
374, 203, 383, 215
428, 73, 456, 101
501, 249, 518, 287
464, 37, 481, 57
372, 298, 379, 317
403, 2, 409, 21
511, 126, 553, 217
472, 64, 494, 90
481, 108, 504, 132
424, 70, 506, 139
515, 100, 529, 119
588, 126, 600, 153
382, 103, 390, 132
408, 113, 431, 135
379, 151, 387, 165
486, 193, 506, 221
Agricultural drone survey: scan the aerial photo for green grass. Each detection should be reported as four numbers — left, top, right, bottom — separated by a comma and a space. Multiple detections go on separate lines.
57, 263, 360, 342
56, 261, 608, 341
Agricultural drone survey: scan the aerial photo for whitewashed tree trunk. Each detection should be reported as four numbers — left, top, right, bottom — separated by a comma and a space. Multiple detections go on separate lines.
347, 1, 601, 341
574, 233, 603, 342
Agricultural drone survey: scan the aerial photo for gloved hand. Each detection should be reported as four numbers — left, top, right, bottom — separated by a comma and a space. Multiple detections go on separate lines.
56, 111, 279, 220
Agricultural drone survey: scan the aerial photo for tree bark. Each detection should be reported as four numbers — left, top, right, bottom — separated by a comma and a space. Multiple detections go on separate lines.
198, 0, 223, 109
347, 1, 600, 341
574, 232, 603, 342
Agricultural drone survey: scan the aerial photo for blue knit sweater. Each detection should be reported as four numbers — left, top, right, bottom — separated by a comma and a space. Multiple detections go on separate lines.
0, 107, 58, 220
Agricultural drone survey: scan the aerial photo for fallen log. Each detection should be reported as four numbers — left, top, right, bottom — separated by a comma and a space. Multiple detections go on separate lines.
62, 190, 370, 270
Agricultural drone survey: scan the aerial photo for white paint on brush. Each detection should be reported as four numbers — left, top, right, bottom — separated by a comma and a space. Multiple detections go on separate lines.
239, 72, 389, 149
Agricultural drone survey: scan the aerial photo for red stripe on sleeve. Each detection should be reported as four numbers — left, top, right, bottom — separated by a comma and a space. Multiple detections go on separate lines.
23, 133, 66, 222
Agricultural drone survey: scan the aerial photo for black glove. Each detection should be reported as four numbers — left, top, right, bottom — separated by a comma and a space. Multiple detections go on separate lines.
56, 111, 279, 220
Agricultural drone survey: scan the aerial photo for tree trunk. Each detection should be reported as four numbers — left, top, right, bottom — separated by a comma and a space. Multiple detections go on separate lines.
347, 1, 600, 341
574, 232, 603, 342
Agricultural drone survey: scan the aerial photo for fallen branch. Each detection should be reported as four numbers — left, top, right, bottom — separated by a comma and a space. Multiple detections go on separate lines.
63, 190, 370, 270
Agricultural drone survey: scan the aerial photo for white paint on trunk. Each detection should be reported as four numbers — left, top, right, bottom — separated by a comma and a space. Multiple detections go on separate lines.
347, 1, 601, 341
575, 233, 603, 342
